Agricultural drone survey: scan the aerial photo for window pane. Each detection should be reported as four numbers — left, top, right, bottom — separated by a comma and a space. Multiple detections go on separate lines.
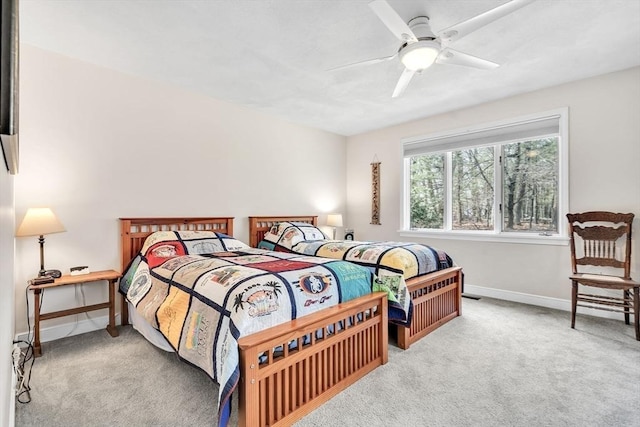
502, 137, 559, 233
451, 147, 494, 230
409, 154, 444, 229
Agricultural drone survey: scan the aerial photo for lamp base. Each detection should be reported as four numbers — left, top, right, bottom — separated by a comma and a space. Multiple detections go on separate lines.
38, 235, 46, 277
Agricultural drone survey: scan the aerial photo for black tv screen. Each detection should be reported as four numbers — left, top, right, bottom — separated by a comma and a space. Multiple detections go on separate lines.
1, 0, 19, 174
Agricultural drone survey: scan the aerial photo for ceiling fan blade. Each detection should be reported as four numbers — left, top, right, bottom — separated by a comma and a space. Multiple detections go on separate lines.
436, 48, 499, 70
392, 68, 416, 98
327, 53, 397, 72
438, 0, 536, 43
369, 0, 418, 43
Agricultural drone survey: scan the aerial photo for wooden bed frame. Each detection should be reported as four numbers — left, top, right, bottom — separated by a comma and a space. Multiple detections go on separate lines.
249, 215, 462, 350
119, 217, 388, 427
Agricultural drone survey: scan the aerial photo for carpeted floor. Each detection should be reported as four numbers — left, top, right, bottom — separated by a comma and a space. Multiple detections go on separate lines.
15, 297, 640, 426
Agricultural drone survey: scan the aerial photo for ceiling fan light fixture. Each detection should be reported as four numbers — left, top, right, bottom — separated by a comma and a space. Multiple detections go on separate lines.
400, 40, 440, 71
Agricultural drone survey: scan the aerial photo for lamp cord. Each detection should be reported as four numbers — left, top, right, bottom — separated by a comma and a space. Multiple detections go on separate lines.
13, 286, 36, 404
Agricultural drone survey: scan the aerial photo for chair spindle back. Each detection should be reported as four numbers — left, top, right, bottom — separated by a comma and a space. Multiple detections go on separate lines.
567, 211, 634, 279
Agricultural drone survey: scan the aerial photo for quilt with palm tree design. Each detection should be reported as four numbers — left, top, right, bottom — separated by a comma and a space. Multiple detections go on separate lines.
119, 230, 389, 427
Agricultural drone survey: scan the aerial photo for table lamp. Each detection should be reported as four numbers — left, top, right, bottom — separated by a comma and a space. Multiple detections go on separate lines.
16, 208, 66, 277
326, 214, 343, 239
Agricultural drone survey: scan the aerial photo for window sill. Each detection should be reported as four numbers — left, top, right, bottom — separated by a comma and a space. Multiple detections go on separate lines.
398, 229, 569, 246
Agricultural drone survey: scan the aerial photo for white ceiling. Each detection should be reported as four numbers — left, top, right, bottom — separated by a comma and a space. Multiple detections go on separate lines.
19, 0, 640, 136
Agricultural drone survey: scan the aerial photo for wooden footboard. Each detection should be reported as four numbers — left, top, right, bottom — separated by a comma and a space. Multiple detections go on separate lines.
396, 267, 462, 350
238, 292, 388, 427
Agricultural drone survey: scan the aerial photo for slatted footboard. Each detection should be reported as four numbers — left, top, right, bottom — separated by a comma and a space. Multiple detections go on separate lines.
238, 292, 388, 427
396, 267, 462, 350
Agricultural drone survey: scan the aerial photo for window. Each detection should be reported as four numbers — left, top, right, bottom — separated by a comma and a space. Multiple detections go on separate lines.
402, 109, 568, 244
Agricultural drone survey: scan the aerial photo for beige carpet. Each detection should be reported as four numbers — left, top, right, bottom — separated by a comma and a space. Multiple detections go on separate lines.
15, 297, 640, 426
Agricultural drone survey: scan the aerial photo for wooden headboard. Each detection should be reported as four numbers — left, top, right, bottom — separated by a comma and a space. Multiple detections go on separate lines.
248, 215, 318, 248
119, 217, 234, 272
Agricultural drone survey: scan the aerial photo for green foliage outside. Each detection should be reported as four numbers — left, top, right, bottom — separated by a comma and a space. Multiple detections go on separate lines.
409, 137, 559, 233
410, 154, 444, 229
502, 138, 558, 232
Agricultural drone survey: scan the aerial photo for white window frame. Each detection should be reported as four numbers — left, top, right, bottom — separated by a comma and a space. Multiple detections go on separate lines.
400, 108, 569, 246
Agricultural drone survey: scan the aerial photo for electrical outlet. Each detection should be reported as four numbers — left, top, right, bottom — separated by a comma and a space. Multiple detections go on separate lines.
12, 344, 24, 394
12, 344, 21, 365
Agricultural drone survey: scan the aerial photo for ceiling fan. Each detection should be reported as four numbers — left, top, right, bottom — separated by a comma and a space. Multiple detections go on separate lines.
333, 0, 536, 98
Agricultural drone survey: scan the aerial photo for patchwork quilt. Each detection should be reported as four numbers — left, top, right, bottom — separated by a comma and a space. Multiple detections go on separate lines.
259, 221, 455, 279
119, 230, 408, 427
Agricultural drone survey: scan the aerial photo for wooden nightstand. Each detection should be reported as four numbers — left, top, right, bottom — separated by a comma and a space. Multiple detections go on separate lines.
28, 269, 121, 357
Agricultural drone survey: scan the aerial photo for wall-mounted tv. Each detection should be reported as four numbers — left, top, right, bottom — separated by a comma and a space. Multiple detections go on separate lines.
1, 0, 19, 174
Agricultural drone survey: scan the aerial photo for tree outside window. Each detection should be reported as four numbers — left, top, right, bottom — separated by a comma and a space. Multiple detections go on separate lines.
452, 147, 494, 231
409, 154, 444, 229
502, 138, 559, 233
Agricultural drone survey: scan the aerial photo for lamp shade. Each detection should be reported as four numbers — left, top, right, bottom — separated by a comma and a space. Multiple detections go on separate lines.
16, 208, 66, 237
326, 214, 343, 227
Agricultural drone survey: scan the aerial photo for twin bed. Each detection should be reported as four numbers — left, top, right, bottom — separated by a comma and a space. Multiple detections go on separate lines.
249, 215, 463, 350
119, 216, 462, 427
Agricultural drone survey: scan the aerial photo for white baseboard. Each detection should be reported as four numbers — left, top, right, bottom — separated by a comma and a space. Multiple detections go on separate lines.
14, 313, 121, 344
464, 284, 622, 320
12, 286, 625, 343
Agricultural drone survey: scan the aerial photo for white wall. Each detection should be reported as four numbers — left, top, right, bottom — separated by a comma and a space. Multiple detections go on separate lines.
13, 45, 347, 337
14, 45, 640, 343
346, 67, 640, 304
0, 155, 15, 425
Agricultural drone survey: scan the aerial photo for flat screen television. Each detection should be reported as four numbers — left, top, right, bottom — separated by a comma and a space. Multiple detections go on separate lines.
1, 0, 19, 174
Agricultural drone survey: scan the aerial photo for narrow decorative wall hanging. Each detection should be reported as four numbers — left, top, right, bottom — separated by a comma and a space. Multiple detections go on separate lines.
371, 155, 381, 225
